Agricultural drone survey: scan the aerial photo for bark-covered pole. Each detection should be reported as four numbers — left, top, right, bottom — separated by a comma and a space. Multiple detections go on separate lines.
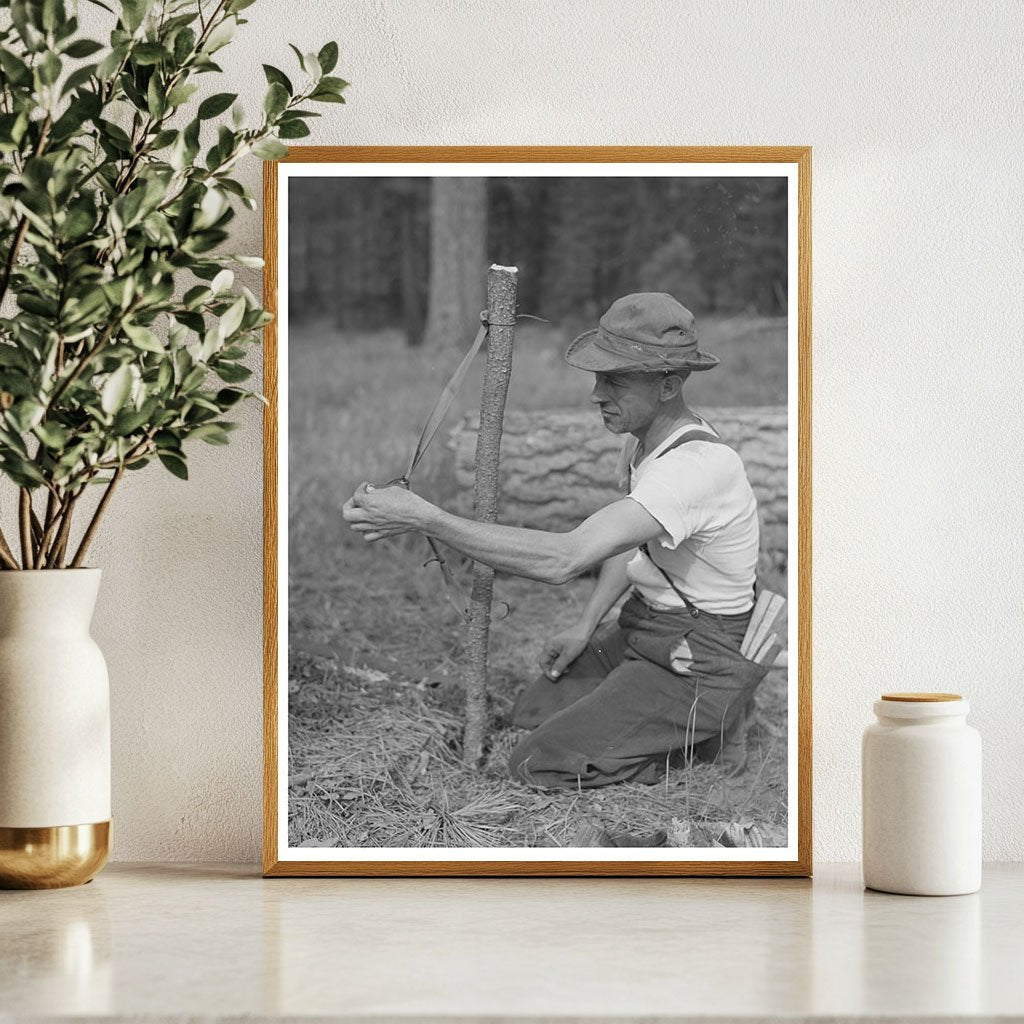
463, 264, 518, 766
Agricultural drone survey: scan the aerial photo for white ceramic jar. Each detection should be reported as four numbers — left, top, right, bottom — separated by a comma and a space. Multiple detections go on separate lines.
862, 692, 981, 896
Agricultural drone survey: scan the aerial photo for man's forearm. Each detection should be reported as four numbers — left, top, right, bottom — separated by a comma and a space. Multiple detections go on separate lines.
422, 506, 582, 585
347, 486, 659, 584
577, 549, 634, 633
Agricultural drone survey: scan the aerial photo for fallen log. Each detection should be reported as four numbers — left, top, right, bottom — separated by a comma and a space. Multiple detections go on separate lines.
450, 406, 788, 576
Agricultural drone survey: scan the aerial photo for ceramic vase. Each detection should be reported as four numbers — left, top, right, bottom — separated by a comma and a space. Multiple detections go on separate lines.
0, 569, 111, 888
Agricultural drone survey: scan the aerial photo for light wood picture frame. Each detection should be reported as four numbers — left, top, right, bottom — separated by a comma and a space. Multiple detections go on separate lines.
263, 146, 811, 877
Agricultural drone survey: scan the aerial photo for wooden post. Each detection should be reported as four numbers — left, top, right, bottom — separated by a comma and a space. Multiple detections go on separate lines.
463, 264, 517, 766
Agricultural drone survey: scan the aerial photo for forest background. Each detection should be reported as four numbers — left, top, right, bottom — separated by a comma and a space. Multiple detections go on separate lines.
288, 176, 788, 343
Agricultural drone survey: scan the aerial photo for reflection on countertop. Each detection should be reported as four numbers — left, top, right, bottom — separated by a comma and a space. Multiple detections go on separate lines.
2, 863, 1021, 1019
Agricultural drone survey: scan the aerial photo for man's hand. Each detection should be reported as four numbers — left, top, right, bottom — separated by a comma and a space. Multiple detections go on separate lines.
342, 482, 433, 542
539, 624, 592, 680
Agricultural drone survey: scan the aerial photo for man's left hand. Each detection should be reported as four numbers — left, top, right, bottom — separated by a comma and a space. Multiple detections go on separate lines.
342, 482, 431, 542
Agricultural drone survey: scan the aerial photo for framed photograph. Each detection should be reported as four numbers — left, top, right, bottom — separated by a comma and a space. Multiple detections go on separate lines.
263, 147, 811, 876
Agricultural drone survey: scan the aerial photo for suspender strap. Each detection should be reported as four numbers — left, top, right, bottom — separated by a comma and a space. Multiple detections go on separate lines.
651, 428, 727, 456
638, 428, 730, 619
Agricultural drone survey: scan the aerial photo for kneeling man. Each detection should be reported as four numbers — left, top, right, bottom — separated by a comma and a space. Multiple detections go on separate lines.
343, 293, 765, 790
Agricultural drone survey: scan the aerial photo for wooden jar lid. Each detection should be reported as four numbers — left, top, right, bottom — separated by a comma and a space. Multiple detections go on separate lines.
881, 692, 962, 702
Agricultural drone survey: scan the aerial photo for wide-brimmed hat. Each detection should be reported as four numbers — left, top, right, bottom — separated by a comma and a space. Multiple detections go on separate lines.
564, 292, 719, 373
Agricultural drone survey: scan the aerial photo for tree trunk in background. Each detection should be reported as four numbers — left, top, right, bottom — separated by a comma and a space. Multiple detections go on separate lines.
539, 179, 601, 323
422, 178, 487, 348
400, 195, 426, 346
287, 193, 319, 317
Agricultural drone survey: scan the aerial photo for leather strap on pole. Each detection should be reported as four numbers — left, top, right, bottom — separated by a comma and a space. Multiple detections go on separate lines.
384, 312, 544, 621
402, 321, 488, 485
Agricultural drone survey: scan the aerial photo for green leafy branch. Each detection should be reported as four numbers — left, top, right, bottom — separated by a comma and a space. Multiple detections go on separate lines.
0, 0, 346, 569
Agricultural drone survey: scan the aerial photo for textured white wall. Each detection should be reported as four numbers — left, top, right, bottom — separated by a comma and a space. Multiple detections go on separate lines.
62, 0, 1024, 862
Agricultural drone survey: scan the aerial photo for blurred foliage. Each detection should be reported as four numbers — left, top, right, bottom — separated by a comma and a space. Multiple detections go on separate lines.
0, 0, 346, 568
288, 175, 788, 345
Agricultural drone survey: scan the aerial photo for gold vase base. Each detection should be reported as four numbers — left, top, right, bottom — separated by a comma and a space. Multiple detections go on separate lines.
0, 821, 110, 889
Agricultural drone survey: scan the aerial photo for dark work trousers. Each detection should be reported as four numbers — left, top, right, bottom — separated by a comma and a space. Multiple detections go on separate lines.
508, 592, 767, 789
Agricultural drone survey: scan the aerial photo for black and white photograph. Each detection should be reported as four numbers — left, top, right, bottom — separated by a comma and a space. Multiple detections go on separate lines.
266, 150, 810, 874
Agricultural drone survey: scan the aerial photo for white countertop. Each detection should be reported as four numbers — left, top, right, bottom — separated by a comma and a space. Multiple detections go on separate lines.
2, 862, 1022, 1021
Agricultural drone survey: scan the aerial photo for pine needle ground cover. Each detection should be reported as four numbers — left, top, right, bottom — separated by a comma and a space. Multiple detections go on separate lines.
287, 319, 789, 849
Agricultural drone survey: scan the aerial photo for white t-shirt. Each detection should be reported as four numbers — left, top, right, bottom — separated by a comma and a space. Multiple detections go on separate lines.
623, 421, 759, 615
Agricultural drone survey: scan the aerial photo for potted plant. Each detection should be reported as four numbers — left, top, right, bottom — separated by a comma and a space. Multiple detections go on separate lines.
0, 0, 344, 887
